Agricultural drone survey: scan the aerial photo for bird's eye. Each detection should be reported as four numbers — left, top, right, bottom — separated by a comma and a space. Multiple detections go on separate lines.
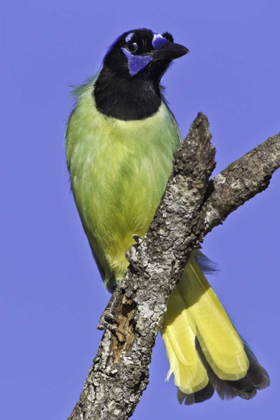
127, 42, 138, 53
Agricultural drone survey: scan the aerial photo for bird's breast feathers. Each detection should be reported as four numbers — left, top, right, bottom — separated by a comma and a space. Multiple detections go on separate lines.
66, 81, 181, 283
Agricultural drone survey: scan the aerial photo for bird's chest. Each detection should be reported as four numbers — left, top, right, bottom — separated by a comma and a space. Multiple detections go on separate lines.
87, 111, 177, 234
67, 92, 180, 279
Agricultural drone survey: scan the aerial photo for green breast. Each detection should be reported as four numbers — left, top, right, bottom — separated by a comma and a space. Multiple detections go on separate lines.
66, 82, 181, 289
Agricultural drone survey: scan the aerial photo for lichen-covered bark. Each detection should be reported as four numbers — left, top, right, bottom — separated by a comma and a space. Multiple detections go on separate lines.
200, 133, 280, 233
67, 114, 280, 420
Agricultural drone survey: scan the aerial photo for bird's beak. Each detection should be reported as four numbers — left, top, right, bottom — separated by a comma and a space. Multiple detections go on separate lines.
147, 42, 189, 61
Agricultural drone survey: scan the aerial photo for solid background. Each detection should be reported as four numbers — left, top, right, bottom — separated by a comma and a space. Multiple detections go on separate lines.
2, 1, 280, 419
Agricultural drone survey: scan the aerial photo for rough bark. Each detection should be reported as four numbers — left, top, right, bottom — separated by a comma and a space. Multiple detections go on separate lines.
67, 113, 280, 420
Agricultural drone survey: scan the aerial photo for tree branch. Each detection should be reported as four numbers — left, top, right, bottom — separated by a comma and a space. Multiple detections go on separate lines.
67, 113, 280, 420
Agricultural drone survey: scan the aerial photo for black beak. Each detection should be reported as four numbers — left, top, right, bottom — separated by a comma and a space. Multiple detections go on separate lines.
148, 42, 189, 61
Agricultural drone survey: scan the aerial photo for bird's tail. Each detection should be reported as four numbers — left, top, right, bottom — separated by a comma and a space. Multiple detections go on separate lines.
161, 253, 270, 405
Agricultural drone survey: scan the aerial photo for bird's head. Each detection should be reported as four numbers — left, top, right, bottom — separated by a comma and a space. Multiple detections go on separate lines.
103, 28, 189, 81
94, 29, 188, 120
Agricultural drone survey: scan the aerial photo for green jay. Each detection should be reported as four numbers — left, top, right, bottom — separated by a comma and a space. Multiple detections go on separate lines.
66, 28, 269, 404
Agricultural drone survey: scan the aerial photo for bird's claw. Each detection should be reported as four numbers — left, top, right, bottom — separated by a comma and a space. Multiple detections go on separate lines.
97, 313, 126, 339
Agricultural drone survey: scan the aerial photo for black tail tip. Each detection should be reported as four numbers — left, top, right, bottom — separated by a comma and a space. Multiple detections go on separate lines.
177, 382, 215, 405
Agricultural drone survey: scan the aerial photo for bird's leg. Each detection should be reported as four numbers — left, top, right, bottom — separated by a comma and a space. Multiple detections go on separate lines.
97, 234, 143, 339
97, 288, 126, 339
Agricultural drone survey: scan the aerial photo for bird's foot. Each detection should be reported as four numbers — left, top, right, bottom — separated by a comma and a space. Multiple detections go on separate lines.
97, 291, 126, 340
97, 313, 125, 338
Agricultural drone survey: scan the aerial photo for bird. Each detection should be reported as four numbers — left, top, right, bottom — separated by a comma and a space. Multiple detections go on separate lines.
65, 28, 269, 405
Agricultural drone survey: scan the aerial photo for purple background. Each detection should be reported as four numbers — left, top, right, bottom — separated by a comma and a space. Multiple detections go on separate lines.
2, 1, 280, 419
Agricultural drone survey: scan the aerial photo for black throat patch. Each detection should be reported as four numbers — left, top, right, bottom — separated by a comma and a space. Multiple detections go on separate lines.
93, 67, 163, 121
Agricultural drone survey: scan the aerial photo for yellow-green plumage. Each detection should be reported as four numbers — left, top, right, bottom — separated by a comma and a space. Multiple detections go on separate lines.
66, 76, 269, 402
66, 79, 180, 287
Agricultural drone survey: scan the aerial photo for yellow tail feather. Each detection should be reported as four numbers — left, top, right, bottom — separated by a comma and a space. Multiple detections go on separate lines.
162, 288, 209, 394
162, 255, 250, 395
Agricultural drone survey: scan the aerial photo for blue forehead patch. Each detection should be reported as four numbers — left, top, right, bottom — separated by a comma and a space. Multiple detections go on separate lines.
121, 48, 152, 76
125, 32, 135, 43
152, 33, 169, 49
